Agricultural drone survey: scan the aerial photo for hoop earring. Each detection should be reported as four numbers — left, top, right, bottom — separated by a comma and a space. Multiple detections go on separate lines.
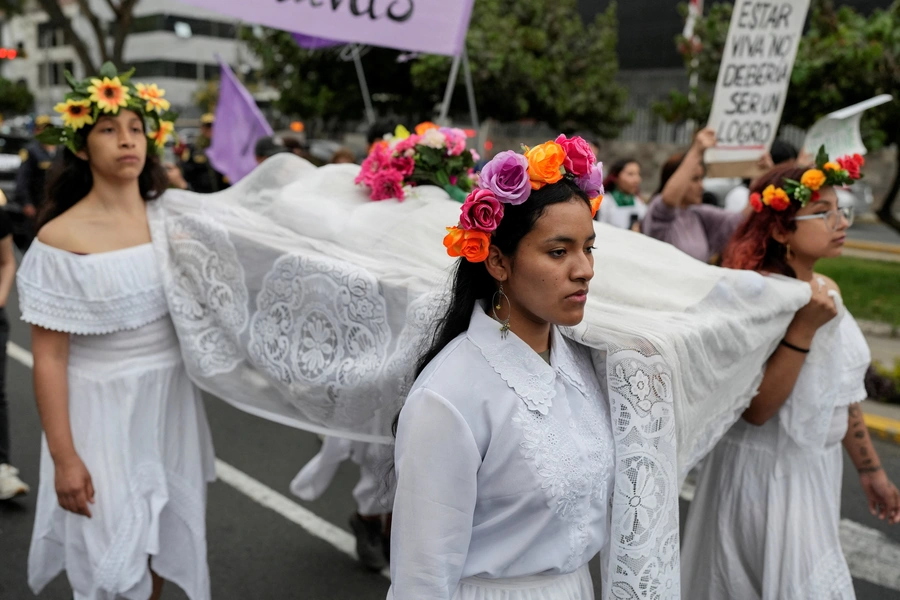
492, 283, 511, 340
786, 243, 793, 261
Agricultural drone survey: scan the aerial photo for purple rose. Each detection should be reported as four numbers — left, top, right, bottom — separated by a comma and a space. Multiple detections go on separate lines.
479, 150, 531, 205
460, 188, 504, 233
576, 162, 605, 198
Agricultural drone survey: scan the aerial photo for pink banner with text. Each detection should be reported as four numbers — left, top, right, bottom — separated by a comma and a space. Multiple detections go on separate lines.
180, 0, 475, 56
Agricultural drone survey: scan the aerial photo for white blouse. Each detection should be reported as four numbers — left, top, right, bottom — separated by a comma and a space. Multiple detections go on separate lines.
390, 306, 615, 599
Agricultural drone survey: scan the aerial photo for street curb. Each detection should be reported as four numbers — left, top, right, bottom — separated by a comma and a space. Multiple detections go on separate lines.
858, 319, 899, 339
864, 413, 900, 447
845, 239, 900, 255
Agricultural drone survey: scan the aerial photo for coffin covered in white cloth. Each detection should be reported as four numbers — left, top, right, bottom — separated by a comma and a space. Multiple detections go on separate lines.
148, 154, 810, 599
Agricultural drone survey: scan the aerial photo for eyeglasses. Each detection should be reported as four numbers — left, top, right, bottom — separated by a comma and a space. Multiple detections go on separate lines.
794, 206, 854, 231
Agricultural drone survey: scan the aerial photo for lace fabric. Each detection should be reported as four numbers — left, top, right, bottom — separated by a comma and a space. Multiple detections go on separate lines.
17, 240, 169, 335
150, 155, 814, 599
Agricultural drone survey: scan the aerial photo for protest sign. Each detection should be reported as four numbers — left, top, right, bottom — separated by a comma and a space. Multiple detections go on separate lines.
705, 0, 810, 177
803, 94, 892, 157
179, 0, 475, 57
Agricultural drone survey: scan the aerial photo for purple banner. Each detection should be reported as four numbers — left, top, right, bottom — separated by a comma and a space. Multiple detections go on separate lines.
292, 33, 341, 50
180, 0, 475, 56
207, 60, 274, 184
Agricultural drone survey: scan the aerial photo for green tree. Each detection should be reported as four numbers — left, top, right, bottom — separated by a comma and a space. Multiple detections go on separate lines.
410, 0, 629, 136
0, 77, 33, 115
241, 0, 630, 137
656, 1, 900, 232
239, 29, 427, 124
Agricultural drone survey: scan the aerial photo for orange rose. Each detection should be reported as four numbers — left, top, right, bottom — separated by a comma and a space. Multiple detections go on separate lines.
762, 185, 791, 211
822, 161, 841, 173
800, 169, 826, 191
590, 195, 603, 218
443, 227, 490, 262
415, 121, 439, 136
524, 141, 565, 190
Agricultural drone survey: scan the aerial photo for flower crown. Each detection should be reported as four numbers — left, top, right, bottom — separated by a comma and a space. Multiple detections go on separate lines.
444, 135, 604, 263
37, 61, 177, 156
356, 122, 478, 202
749, 146, 863, 213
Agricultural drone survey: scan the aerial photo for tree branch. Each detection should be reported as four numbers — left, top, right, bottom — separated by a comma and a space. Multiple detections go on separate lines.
104, 0, 122, 18
35, 0, 98, 74
110, 0, 139, 66
74, 0, 111, 65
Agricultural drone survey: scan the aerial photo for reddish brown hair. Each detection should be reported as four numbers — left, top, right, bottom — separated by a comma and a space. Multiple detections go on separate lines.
722, 165, 808, 277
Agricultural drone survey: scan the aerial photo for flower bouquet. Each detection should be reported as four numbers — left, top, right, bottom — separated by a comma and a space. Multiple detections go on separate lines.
355, 122, 479, 203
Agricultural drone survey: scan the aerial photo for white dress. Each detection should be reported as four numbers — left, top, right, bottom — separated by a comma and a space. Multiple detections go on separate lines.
388, 306, 615, 600
18, 239, 216, 600
681, 304, 871, 600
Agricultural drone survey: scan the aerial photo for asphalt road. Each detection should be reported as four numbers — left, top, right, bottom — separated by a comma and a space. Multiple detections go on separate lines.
2, 286, 900, 599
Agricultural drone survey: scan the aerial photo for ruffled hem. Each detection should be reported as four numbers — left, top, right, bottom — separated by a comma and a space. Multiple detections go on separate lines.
20, 308, 170, 336
29, 464, 211, 600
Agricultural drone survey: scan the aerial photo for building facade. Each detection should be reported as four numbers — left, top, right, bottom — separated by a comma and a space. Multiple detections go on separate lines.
1, 0, 259, 118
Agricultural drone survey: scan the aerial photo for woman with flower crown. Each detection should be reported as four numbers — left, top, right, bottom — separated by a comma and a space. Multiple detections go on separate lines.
680, 156, 900, 599
387, 135, 611, 599
19, 63, 214, 600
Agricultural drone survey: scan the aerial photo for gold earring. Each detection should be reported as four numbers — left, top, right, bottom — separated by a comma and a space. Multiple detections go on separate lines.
492, 283, 511, 340
786, 243, 793, 260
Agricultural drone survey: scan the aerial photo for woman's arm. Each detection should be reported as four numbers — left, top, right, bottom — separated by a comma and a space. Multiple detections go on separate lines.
844, 403, 900, 524
0, 233, 15, 307
742, 282, 839, 425
32, 325, 94, 517
391, 388, 480, 600
660, 128, 716, 208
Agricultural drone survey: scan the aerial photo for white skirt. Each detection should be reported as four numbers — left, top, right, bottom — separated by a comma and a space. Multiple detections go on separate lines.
28, 318, 216, 600
388, 564, 594, 600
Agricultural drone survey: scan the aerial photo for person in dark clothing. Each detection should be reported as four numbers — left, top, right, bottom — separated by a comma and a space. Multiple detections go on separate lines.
180, 113, 229, 193
13, 116, 57, 250
0, 208, 27, 500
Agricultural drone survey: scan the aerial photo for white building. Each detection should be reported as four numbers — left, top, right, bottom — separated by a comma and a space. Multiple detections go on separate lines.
1, 0, 262, 119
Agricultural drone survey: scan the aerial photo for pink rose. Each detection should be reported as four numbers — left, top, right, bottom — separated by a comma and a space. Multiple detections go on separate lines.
394, 134, 420, 156
460, 188, 504, 233
370, 169, 405, 201
391, 155, 415, 177
555, 134, 596, 177
355, 145, 390, 185
440, 127, 468, 156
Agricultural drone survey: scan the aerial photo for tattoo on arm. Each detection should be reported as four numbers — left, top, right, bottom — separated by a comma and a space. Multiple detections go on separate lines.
858, 465, 883, 474
854, 431, 865, 439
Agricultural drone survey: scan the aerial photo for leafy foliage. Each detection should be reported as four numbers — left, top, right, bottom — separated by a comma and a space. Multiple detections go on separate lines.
0, 76, 34, 115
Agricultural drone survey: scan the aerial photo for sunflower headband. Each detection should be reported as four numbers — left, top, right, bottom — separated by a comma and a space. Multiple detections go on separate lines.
443, 135, 604, 263
37, 61, 177, 156
750, 146, 863, 213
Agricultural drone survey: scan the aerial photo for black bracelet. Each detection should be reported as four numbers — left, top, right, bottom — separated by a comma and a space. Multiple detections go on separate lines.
780, 339, 810, 354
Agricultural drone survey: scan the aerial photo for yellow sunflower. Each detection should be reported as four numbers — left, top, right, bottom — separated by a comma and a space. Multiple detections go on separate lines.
135, 83, 170, 113
54, 99, 95, 130
150, 120, 175, 148
87, 76, 130, 113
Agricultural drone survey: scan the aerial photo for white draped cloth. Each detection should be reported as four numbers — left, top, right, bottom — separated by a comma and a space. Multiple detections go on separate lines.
147, 154, 811, 599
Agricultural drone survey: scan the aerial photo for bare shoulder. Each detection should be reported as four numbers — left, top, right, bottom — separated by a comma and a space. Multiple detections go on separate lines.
815, 273, 840, 294
36, 212, 81, 252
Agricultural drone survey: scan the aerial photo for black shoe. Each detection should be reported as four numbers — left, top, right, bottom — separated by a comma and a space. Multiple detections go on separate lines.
349, 513, 387, 572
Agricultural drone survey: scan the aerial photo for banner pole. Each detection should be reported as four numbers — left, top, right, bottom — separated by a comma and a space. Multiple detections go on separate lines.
438, 52, 463, 125
351, 45, 376, 125
461, 48, 479, 132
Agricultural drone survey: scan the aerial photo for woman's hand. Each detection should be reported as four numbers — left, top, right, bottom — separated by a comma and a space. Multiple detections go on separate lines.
859, 468, 900, 524
54, 454, 94, 518
785, 280, 838, 346
692, 128, 717, 152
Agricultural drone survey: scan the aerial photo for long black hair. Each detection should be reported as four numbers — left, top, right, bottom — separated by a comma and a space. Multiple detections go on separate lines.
414, 178, 591, 379
39, 120, 169, 228
603, 158, 638, 193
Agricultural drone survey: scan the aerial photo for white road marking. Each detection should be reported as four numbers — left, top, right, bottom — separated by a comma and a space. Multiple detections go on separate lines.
9, 341, 896, 589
